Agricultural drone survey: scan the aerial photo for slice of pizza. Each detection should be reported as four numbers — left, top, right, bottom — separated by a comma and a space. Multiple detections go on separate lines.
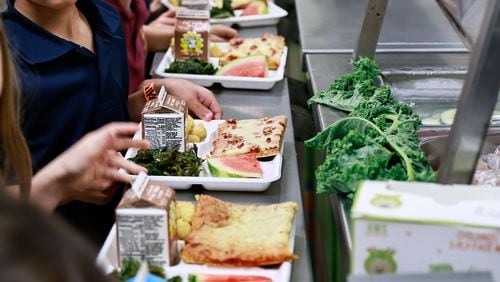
181, 195, 298, 266
209, 115, 287, 158
219, 34, 285, 70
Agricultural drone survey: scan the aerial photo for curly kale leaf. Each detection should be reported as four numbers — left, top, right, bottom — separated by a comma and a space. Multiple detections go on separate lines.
307, 57, 381, 112
305, 116, 435, 200
210, 0, 234, 18
166, 57, 217, 75
130, 145, 203, 177
113, 258, 166, 281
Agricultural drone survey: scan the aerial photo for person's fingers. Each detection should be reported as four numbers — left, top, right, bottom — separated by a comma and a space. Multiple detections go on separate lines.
109, 138, 150, 152
211, 25, 238, 40
209, 34, 225, 42
108, 153, 147, 175
188, 98, 214, 121
197, 89, 223, 120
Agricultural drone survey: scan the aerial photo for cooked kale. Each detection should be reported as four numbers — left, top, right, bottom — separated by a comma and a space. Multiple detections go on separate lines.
112, 258, 166, 281
211, 0, 234, 18
307, 57, 381, 112
130, 145, 203, 177
165, 57, 217, 75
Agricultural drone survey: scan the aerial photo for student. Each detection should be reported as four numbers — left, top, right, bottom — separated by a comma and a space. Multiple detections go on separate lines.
0, 19, 148, 212
106, 0, 238, 95
0, 183, 113, 282
2, 0, 215, 244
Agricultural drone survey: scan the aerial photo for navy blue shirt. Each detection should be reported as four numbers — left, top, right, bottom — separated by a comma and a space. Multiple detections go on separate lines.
3, 0, 130, 244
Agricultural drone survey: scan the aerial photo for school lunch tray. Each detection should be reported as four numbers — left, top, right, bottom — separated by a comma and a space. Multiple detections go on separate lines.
122, 120, 283, 191
154, 42, 288, 90
160, 1, 288, 27
96, 217, 296, 282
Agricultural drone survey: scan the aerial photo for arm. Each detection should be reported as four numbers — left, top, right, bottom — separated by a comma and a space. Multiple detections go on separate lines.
19, 123, 149, 212
140, 78, 223, 120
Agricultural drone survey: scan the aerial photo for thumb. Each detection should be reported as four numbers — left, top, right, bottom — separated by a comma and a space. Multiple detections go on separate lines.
188, 99, 213, 121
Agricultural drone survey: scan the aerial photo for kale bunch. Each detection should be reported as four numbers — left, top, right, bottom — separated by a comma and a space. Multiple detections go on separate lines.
305, 59, 435, 203
307, 57, 381, 112
130, 145, 203, 177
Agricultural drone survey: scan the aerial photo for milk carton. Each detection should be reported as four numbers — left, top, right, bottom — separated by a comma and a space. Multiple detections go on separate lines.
175, 9, 210, 61
141, 86, 188, 151
116, 173, 178, 268
351, 181, 500, 280
181, 0, 210, 10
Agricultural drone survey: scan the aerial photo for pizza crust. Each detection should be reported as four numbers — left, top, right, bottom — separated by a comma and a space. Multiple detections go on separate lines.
219, 34, 285, 70
209, 115, 287, 158
181, 195, 298, 266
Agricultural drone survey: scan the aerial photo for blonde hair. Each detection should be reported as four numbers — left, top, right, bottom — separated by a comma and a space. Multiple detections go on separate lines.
0, 24, 32, 199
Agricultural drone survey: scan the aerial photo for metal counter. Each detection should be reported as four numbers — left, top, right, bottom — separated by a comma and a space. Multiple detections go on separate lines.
304, 52, 471, 280
295, 0, 467, 54
150, 26, 313, 282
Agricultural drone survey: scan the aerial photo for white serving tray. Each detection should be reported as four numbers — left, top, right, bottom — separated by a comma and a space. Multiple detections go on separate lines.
123, 120, 282, 191
97, 216, 295, 281
160, 1, 287, 27
154, 42, 287, 90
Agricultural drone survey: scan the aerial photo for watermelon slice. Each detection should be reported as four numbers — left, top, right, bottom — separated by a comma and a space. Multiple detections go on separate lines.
207, 153, 263, 178
216, 55, 268, 78
241, 1, 269, 16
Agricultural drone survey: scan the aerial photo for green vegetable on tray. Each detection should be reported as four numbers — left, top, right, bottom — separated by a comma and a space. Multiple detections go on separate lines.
210, 0, 234, 18
130, 145, 203, 177
165, 57, 218, 75
112, 258, 166, 281
305, 58, 435, 204
307, 57, 381, 112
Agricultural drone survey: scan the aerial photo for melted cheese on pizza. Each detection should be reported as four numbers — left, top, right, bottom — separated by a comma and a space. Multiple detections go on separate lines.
219, 34, 285, 70
210, 115, 287, 158
181, 195, 298, 266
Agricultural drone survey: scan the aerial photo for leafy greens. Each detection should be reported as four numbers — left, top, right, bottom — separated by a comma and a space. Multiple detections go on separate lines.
166, 57, 217, 75
210, 0, 234, 18
305, 58, 435, 203
130, 145, 203, 177
307, 57, 381, 112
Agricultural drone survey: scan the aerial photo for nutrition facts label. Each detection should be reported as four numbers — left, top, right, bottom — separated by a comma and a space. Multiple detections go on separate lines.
117, 212, 169, 267
143, 114, 184, 151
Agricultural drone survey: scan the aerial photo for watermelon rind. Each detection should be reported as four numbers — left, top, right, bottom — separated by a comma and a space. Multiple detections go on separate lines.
207, 157, 262, 178
215, 55, 268, 77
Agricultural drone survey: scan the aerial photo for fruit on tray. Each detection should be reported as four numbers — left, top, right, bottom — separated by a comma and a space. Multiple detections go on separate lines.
207, 153, 263, 178
231, 0, 253, 9
176, 201, 196, 240
216, 55, 268, 77
241, 0, 269, 16
188, 273, 272, 282
219, 34, 285, 70
186, 115, 207, 143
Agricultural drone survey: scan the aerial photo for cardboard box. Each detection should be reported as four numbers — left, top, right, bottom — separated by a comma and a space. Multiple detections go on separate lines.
181, 0, 210, 10
141, 87, 188, 151
175, 9, 210, 61
116, 173, 178, 268
351, 181, 500, 280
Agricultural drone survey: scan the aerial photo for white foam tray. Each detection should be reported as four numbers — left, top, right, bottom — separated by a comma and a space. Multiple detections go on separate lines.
160, 1, 287, 27
123, 120, 282, 191
154, 42, 287, 90
97, 217, 295, 281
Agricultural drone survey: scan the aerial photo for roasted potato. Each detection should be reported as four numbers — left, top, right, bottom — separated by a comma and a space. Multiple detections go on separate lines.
191, 123, 207, 141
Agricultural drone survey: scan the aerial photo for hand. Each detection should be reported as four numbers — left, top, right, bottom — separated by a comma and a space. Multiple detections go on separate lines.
43, 123, 149, 205
148, 9, 177, 28
209, 25, 238, 42
156, 78, 223, 120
